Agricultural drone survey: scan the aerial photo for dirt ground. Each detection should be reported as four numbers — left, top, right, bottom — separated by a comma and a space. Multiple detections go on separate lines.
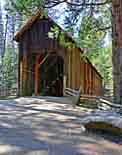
0, 97, 121, 155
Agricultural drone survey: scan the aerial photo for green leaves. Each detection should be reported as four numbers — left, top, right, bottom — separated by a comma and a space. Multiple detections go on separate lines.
8, 0, 43, 15
2, 47, 16, 89
48, 26, 59, 39
74, 4, 112, 88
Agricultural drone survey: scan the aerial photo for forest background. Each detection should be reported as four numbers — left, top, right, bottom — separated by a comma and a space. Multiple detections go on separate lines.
0, 0, 112, 97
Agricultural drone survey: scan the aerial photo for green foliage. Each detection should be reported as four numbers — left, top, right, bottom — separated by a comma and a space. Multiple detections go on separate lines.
6, 0, 43, 15
90, 44, 112, 87
6, 0, 112, 89
2, 47, 17, 90
48, 25, 72, 48
78, 15, 110, 53
59, 32, 72, 48
48, 26, 59, 39
75, 4, 112, 88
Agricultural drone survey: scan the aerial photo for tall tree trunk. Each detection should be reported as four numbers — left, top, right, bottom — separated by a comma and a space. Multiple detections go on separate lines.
0, 0, 4, 58
112, 0, 122, 104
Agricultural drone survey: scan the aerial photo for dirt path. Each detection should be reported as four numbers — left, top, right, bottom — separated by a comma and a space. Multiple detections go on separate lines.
0, 97, 121, 155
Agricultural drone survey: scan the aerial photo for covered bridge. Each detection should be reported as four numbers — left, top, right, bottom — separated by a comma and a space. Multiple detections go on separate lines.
14, 9, 103, 97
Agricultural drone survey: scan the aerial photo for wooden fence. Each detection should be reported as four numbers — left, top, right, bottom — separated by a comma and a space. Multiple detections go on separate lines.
0, 88, 18, 97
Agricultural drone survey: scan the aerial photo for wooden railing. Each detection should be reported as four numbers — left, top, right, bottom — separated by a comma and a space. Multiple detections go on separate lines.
65, 87, 82, 105
80, 94, 122, 111
65, 87, 122, 111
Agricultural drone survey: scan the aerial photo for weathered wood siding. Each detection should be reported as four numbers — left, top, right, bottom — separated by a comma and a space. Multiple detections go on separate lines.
20, 18, 61, 55
65, 44, 102, 96
17, 17, 102, 96
18, 51, 35, 96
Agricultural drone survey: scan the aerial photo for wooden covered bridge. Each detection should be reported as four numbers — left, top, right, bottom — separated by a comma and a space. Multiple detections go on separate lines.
14, 9, 103, 97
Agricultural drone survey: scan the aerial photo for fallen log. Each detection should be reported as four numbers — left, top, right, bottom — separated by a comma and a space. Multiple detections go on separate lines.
81, 111, 122, 135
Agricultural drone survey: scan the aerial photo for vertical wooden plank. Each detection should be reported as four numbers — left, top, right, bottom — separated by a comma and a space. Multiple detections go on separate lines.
88, 64, 90, 94
74, 46, 77, 89
86, 63, 89, 94
82, 62, 85, 94
93, 70, 95, 95
18, 43, 23, 96
80, 58, 84, 93
76, 50, 78, 89
89, 65, 91, 95
69, 49, 71, 89
65, 48, 68, 88
95, 71, 96, 95
72, 45, 75, 89
76, 48, 80, 90
85, 63, 87, 94
86, 63, 88, 94
63, 48, 67, 95
91, 67, 93, 95
69, 47, 72, 88
86, 63, 87, 94
19, 60, 23, 96
90, 66, 92, 95
67, 47, 70, 88
35, 54, 40, 95
27, 54, 34, 96
72, 47, 75, 89
76, 49, 79, 89
45, 58, 48, 96
94, 71, 95, 95
22, 54, 28, 96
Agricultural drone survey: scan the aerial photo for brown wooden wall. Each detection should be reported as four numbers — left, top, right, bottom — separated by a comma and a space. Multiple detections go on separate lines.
20, 18, 61, 55
65, 44, 103, 96
17, 17, 103, 96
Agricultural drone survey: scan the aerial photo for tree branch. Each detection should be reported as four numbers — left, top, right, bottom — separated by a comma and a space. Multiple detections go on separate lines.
44, 0, 111, 8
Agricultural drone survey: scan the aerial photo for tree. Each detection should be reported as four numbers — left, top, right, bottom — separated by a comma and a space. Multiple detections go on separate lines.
112, 0, 122, 104
0, 0, 4, 58
0, 0, 23, 96
0, 0, 4, 93
2, 47, 15, 95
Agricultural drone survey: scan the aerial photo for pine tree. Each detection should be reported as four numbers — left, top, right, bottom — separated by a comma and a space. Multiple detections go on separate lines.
0, 0, 4, 94
112, 0, 122, 104
0, 0, 4, 59
2, 0, 24, 96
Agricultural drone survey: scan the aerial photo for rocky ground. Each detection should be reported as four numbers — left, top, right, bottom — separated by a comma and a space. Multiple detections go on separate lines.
0, 97, 121, 155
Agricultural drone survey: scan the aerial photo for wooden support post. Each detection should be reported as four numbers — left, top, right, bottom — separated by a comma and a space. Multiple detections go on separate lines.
84, 63, 86, 94
20, 60, 23, 96
69, 46, 72, 89
68, 47, 71, 88
35, 54, 40, 96
63, 49, 67, 96
39, 53, 49, 67
72, 45, 75, 89
23, 55, 28, 96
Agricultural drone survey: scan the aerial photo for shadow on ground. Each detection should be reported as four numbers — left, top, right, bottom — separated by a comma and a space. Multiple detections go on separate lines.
0, 97, 121, 155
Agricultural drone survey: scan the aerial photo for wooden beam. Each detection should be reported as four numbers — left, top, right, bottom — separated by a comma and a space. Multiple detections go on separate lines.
38, 53, 50, 67
72, 45, 75, 89
35, 54, 40, 96
19, 60, 23, 96
68, 48, 71, 88
23, 55, 28, 96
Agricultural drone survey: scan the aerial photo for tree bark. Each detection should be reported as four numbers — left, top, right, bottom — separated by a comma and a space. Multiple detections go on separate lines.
112, 0, 122, 104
